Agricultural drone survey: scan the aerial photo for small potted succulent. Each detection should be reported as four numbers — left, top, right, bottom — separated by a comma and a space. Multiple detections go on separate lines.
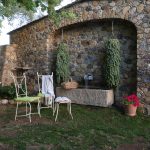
123, 94, 140, 116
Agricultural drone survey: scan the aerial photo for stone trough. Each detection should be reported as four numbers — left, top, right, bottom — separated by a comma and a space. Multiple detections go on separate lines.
56, 87, 114, 107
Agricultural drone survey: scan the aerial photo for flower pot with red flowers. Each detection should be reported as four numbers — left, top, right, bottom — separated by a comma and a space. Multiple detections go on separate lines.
123, 94, 140, 116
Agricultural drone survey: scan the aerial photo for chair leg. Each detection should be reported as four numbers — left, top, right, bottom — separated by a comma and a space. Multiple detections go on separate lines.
37, 100, 41, 117
15, 102, 19, 120
55, 103, 59, 122
53, 102, 56, 116
69, 103, 73, 119
39, 100, 42, 114
28, 102, 32, 123
26, 102, 28, 115
52, 99, 55, 116
67, 103, 69, 112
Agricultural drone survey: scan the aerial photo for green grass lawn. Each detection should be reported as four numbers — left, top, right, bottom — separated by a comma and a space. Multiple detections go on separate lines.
0, 104, 150, 150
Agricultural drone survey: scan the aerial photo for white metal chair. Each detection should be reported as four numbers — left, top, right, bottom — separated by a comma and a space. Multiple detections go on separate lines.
54, 97, 73, 122
10, 72, 41, 122
37, 72, 55, 115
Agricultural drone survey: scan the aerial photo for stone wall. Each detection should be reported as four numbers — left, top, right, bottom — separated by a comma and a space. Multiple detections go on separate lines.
9, 19, 53, 92
10, 18, 52, 74
7, 0, 150, 102
0, 44, 17, 85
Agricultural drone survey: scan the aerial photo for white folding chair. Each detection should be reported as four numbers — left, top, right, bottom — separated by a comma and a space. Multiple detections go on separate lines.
37, 72, 55, 115
10, 72, 41, 122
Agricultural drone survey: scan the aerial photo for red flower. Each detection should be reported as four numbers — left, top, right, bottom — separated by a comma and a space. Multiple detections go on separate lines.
123, 94, 140, 107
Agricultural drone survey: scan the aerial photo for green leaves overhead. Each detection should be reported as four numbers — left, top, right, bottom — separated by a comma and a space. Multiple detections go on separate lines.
104, 39, 121, 88
56, 42, 70, 84
0, 0, 76, 29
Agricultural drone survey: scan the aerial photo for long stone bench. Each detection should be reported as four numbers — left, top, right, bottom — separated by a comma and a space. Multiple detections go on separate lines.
56, 87, 114, 107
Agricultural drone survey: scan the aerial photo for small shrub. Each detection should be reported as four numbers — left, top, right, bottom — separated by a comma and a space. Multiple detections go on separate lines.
0, 84, 16, 99
104, 38, 121, 88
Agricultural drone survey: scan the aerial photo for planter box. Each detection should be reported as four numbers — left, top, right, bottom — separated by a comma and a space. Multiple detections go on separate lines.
56, 87, 114, 107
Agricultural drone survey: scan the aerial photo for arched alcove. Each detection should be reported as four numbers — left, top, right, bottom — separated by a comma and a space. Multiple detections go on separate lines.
53, 18, 137, 98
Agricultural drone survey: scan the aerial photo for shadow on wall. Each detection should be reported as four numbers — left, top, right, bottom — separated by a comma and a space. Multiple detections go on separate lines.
0, 46, 6, 86
0, 44, 17, 86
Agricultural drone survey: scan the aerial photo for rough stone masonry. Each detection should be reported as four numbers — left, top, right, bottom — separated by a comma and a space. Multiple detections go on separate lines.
0, 0, 149, 103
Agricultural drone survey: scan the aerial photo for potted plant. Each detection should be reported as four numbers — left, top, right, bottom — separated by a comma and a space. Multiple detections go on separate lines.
103, 38, 121, 105
123, 94, 140, 116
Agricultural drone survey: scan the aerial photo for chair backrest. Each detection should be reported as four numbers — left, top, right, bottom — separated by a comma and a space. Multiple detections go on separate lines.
37, 72, 53, 94
10, 72, 28, 98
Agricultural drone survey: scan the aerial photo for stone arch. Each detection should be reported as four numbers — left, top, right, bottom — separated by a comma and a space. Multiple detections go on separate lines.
52, 18, 137, 99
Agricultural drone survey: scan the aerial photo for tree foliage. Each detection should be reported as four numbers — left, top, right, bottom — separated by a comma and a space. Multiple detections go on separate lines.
0, 0, 76, 29
104, 39, 121, 89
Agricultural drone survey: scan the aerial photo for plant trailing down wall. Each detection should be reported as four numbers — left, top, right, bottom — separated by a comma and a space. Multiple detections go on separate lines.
104, 39, 121, 88
56, 42, 70, 84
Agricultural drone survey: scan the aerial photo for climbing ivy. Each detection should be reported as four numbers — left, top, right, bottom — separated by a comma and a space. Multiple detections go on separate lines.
56, 42, 70, 84
104, 39, 121, 88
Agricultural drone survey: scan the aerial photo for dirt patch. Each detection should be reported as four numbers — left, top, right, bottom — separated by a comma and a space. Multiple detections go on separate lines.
116, 144, 149, 150
9, 115, 54, 126
0, 143, 53, 150
116, 137, 150, 150
0, 105, 55, 126
0, 129, 17, 138
0, 105, 55, 140
26, 144, 53, 150
0, 143, 15, 150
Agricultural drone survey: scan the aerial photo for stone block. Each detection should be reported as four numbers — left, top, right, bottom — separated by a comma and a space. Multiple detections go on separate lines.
137, 4, 144, 13
123, 6, 130, 15
9, 100, 15, 105
56, 87, 114, 107
1, 99, 9, 105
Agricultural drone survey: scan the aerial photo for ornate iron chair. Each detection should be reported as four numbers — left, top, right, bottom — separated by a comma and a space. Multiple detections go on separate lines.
10, 72, 41, 122
37, 72, 55, 115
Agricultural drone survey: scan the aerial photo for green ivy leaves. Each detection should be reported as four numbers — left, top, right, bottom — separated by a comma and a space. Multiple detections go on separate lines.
104, 39, 121, 88
56, 42, 70, 84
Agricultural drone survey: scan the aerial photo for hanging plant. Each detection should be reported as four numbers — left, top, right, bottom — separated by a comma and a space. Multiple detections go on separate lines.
104, 38, 121, 88
56, 42, 70, 84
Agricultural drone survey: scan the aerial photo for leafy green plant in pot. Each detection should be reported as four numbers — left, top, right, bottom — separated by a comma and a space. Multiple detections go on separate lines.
56, 42, 70, 85
103, 38, 121, 106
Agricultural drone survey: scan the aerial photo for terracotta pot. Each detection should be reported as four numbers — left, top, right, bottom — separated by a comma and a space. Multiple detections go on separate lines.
126, 104, 137, 116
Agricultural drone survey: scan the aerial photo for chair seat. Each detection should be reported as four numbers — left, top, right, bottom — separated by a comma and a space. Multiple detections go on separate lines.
55, 97, 71, 103
54, 96, 73, 121
37, 92, 44, 97
15, 96, 40, 102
